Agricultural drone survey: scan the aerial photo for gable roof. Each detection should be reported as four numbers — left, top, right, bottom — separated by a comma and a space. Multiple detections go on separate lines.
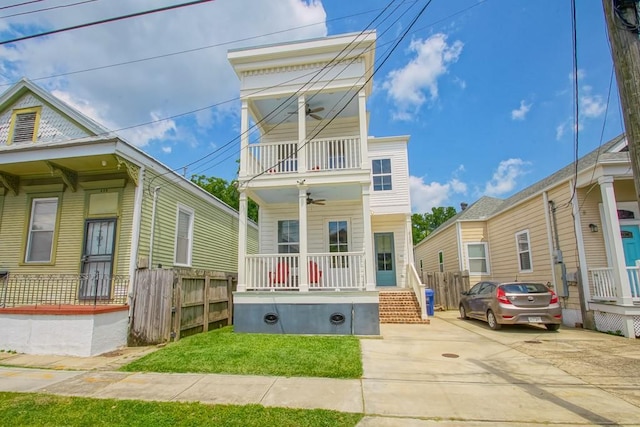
415, 134, 627, 247
0, 78, 110, 137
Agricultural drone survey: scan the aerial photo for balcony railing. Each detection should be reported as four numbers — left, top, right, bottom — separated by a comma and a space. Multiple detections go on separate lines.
0, 273, 129, 308
245, 137, 361, 176
244, 252, 365, 291
589, 267, 640, 302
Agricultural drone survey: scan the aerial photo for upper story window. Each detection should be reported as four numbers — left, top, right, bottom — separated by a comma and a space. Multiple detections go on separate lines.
278, 220, 299, 253
465, 242, 489, 274
175, 205, 194, 266
372, 159, 392, 191
515, 230, 532, 272
9, 107, 41, 145
25, 197, 58, 263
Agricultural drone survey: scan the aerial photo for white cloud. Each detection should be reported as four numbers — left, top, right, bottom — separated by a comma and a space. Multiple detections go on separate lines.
569, 69, 586, 81
511, 100, 531, 120
556, 123, 565, 140
0, 0, 327, 147
383, 33, 463, 120
161, 146, 172, 153
410, 175, 467, 213
484, 158, 530, 196
581, 93, 606, 118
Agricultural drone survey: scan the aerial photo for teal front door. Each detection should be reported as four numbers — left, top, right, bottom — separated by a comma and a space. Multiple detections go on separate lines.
621, 225, 640, 267
374, 233, 396, 286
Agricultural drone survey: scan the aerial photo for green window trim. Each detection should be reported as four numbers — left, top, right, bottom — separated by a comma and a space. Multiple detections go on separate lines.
8, 106, 42, 145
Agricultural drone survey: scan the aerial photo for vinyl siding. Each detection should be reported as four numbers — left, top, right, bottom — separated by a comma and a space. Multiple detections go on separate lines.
372, 214, 410, 287
414, 225, 459, 277
368, 138, 410, 215
137, 170, 249, 273
259, 200, 364, 254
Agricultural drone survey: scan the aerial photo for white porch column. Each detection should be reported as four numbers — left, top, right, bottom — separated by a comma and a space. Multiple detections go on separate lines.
237, 190, 248, 292
362, 183, 375, 291
298, 185, 309, 291
405, 214, 415, 265
599, 176, 633, 305
358, 89, 368, 169
297, 95, 307, 173
240, 100, 249, 176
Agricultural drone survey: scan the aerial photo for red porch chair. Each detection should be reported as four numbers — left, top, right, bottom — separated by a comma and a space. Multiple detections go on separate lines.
309, 260, 322, 284
269, 261, 290, 285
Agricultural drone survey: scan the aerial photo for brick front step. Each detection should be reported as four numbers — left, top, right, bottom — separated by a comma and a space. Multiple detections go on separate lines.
379, 290, 429, 324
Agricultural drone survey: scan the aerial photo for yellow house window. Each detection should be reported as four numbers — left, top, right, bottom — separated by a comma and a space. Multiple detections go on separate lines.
8, 106, 41, 145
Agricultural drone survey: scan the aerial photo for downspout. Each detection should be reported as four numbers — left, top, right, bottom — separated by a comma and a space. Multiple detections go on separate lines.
129, 166, 145, 280
149, 186, 161, 269
548, 200, 569, 298
542, 191, 557, 290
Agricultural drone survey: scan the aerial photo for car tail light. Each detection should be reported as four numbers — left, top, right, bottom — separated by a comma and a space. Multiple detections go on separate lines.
496, 287, 511, 304
549, 290, 558, 304
554, 314, 562, 319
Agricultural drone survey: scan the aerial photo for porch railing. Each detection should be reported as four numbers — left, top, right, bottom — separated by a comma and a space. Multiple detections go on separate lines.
244, 137, 361, 176
407, 263, 427, 319
589, 267, 640, 302
0, 273, 129, 308
244, 252, 365, 290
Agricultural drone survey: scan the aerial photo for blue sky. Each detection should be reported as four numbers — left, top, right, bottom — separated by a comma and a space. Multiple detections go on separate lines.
0, 0, 623, 213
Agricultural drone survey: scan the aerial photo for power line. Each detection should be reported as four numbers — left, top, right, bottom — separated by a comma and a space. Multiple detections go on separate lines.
568, 0, 580, 205
0, 0, 215, 45
0, 0, 97, 19
0, 0, 44, 11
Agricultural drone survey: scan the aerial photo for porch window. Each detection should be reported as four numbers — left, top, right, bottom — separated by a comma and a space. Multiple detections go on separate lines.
25, 197, 58, 263
438, 251, 444, 272
515, 230, 532, 272
175, 205, 194, 266
328, 220, 349, 267
372, 159, 392, 191
9, 107, 41, 145
465, 242, 489, 274
278, 220, 299, 253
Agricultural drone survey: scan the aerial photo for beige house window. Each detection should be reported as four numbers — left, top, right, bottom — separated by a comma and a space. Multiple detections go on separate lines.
25, 197, 58, 263
465, 242, 489, 274
515, 230, 532, 272
438, 251, 444, 272
174, 205, 194, 266
9, 107, 41, 145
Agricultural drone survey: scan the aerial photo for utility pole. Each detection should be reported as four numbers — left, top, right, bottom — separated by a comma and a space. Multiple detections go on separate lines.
603, 0, 640, 205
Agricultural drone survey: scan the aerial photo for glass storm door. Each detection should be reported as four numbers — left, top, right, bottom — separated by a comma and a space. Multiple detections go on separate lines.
375, 232, 396, 286
80, 219, 116, 299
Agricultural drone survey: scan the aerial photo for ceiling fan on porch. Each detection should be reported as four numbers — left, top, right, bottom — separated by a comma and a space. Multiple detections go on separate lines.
288, 103, 325, 120
306, 193, 326, 205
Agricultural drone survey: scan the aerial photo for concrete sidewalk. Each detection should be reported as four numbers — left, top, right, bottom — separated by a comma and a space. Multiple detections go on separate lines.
1, 312, 640, 426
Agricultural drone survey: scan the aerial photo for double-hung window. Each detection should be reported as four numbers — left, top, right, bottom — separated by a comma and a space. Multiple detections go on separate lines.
277, 220, 299, 253
372, 159, 392, 191
465, 242, 489, 274
25, 197, 58, 263
175, 205, 194, 266
438, 251, 444, 272
328, 220, 349, 267
515, 230, 532, 272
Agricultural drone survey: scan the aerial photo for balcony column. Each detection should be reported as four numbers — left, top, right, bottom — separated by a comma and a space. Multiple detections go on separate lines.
297, 95, 307, 173
358, 89, 368, 169
298, 184, 309, 291
237, 189, 248, 292
362, 183, 375, 291
599, 175, 633, 305
240, 100, 249, 176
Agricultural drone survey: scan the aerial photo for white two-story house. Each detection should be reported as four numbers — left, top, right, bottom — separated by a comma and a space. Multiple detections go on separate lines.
228, 31, 418, 335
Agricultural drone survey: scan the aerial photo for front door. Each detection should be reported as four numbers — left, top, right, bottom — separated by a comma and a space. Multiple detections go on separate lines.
621, 224, 640, 295
374, 232, 396, 286
80, 219, 117, 299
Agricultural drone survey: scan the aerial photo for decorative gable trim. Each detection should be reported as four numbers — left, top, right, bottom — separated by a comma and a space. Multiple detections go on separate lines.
8, 106, 41, 145
241, 57, 363, 77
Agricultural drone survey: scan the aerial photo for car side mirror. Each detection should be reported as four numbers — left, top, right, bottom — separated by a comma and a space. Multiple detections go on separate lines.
461, 291, 468, 296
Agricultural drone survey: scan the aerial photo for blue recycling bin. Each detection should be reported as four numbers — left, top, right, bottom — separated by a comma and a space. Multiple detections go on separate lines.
425, 288, 435, 316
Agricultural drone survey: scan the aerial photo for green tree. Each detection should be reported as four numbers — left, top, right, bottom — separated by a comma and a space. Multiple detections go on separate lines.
412, 206, 457, 244
191, 174, 259, 222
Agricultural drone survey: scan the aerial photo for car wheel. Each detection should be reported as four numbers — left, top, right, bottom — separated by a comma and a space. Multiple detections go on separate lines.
459, 304, 468, 320
545, 323, 560, 331
487, 310, 501, 330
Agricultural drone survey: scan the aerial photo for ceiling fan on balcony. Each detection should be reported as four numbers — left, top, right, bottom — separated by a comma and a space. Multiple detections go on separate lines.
288, 103, 325, 120
306, 193, 326, 205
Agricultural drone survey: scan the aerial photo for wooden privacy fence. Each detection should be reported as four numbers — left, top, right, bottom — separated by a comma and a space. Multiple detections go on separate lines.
422, 271, 471, 310
129, 268, 236, 346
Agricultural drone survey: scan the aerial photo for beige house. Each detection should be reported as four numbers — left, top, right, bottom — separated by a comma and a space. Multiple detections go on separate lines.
415, 135, 640, 338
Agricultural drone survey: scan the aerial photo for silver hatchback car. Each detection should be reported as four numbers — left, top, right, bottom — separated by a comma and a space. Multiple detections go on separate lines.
459, 281, 562, 331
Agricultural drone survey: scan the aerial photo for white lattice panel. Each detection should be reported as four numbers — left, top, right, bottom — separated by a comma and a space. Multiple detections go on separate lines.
634, 316, 640, 338
0, 93, 92, 145
594, 311, 625, 335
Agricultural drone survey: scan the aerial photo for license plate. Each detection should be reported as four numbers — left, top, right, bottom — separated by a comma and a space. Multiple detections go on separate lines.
528, 316, 543, 323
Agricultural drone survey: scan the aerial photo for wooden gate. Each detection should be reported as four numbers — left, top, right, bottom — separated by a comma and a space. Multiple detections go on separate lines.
128, 268, 236, 345
423, 271, 470, 310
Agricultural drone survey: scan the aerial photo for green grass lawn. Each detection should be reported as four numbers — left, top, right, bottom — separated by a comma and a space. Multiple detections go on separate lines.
0, 393, 363, 427
121, 327, 363, 379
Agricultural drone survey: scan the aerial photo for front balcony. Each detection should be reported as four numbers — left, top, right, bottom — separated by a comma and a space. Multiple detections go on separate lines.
244, 136, 361, 177
0, 273, 129, 308
245, 252, 365, 291
589, 267, 640, 303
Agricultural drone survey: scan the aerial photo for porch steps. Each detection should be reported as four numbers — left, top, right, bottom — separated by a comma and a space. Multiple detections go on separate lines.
379, 290, 430, 324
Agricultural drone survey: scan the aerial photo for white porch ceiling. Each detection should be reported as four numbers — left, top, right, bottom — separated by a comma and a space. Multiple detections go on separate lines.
251, 182, 362, 205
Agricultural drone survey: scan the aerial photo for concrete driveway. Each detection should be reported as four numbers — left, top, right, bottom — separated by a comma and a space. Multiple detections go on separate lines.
359, 311, 640, 426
